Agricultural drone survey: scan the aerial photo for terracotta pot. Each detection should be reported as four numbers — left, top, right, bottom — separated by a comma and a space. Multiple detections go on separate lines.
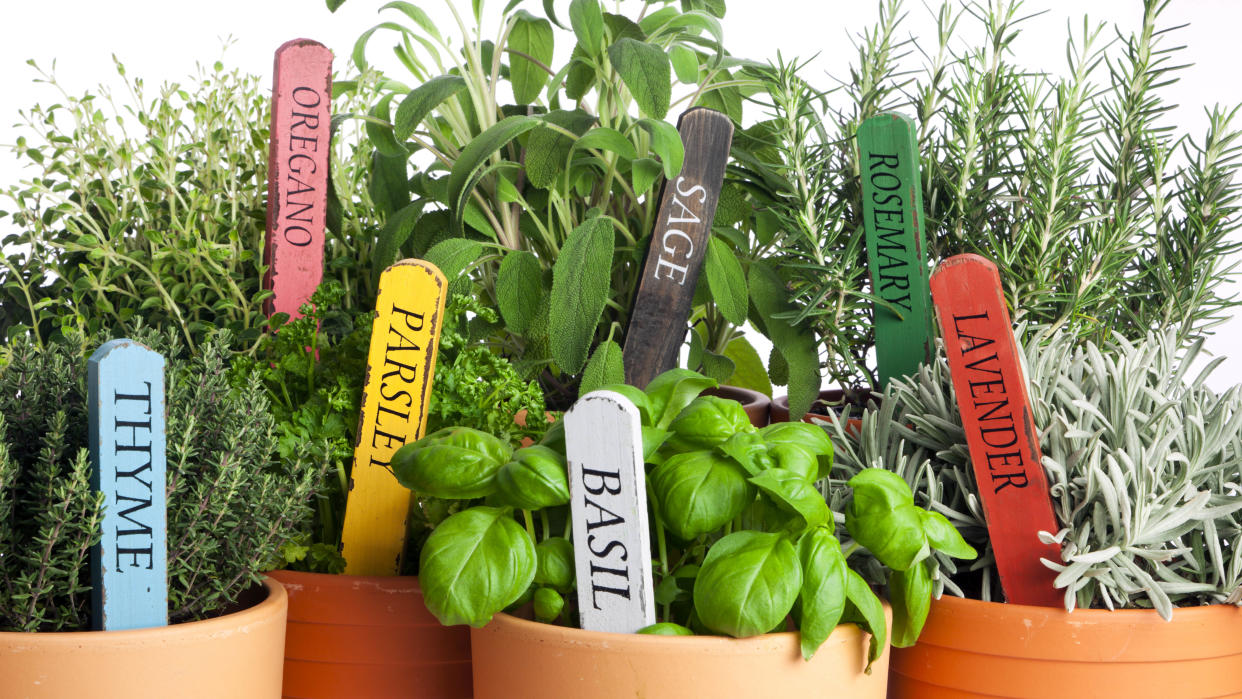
0, 577, 287, 698
470, 608, 891, 699
268, 570, 471, 699
771, 389, 879, 435
889, 594, 1242, 698
703, 384, 771, 427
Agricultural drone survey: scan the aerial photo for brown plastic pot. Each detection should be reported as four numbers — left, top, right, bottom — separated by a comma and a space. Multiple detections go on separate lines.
470, 607, 891, 699
268, 570, 471, 699
771, 388, 878, 435
889, 594, 1242, 698
0, 577, 287, 698
703, 384, 771, 427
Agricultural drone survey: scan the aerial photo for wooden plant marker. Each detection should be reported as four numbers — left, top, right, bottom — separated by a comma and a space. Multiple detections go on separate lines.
930, 254, 1061, 607
859, 112, 934, 389
340, 260, 447, 575
88, 339, 167, 630
564, 390, 656, 633
264, 38, 333, 320
623, 107, 734, 388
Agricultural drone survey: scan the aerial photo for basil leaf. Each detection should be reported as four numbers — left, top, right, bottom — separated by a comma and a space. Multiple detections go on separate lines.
637, 622, 694, 635
419, 507, 536, 627
921, 509, 978, 560
651, 450, 754, 540
533, 587, 565, 622
889, 560, 933, 648
693, 531, 800, 637
796, 527, 847, 660
758, 422, 833, 480
534, 536, 575, 591
495, 445, 570, 510
666, 395, 753, 451
843, 568, 888, 671
643, 368, 716, 430
845, 469, 929, 571
392, 427, 512, 499
749, 468, 831, 531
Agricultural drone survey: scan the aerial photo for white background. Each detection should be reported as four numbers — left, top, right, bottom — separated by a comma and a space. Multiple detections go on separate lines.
2, 1, 1241, 387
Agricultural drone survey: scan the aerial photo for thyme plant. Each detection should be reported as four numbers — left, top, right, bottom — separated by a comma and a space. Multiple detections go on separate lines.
828, 328, 1242, 618
0, 329, 321, 631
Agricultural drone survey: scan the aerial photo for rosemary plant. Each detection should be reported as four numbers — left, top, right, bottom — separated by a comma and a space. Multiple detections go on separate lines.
0, 329, 321, 631
828, 328, 1242, 618
743, 0, 1242, 390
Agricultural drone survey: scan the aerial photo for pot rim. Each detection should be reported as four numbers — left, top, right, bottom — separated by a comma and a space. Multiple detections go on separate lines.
481, 604, 889, 653
267, 568, 422, 588
0, 576, 286, 645
703, 384, 771, 407
913, 592, 1242, 661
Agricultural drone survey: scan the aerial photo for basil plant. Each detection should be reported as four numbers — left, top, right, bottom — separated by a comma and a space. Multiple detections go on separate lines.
394, 369, 974, 663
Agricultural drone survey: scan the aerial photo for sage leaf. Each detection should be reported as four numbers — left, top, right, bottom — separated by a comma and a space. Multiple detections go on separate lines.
525, 110, 596, 189
580, 340, 625, 396
369, 150, 409, 218
631, 157, 663, 196
693, 531, 801, 637
568, 0, 605, 56
448, 115, 539, 237
496, 250, 545, 335
748, 262, 819, 418
419, 507, 536, 627
636, 118, 684, 178
608, 39, 670, 118
722, 336, 772, 396
371, 201, 424, 286
509, 11, 554, 104
424, 238, 482, 297
796, 527, 847, 659
549, 216, 613, 373
366, 92, 407, 158
394, 75, 467, 141
669, 44, 699, 83
574, 127, 638, 160
705, 236, 747, 325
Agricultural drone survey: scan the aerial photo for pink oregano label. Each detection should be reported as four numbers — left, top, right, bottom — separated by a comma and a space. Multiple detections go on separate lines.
264, 39, 333, 320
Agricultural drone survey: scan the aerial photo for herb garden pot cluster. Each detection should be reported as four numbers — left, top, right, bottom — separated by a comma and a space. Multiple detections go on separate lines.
268, 570, 472, 699
470, 604, 892, 699
889, 595, 1242, 698
0, 578, 287, 699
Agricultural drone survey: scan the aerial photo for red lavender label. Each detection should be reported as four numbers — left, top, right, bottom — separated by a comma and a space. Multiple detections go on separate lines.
264, 39, 333, 320
931, 254, 1062, 607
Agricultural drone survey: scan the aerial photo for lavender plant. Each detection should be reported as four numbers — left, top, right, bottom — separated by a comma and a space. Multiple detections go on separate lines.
828, 328, 1242, 618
